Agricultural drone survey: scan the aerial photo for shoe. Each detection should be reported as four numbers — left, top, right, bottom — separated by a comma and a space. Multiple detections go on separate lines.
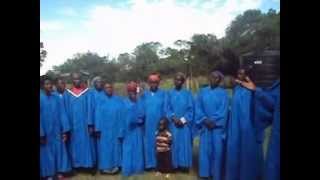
165, 174, 170, 178
155, 172, 161, 176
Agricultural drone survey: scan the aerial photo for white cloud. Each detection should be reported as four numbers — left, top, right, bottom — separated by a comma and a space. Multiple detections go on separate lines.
40, 0, 262, 75
40, 21, 64, 32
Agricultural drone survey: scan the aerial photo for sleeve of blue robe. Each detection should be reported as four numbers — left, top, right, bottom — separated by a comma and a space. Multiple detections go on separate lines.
183, 91, 195, 124
195, 89, 207, 129
166, 91, 175, 119
118, 98, 126, 139
87, 90, 94, 126
40, 97, 45, 137
94, 97, 103, 133
210, 93, 229, 128
58, 97, 70, 133
254, 88, 276, 143
137, 92, 146, 124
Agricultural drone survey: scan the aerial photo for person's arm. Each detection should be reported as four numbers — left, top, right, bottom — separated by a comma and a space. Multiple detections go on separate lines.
181, 91, 195, 125
137, 92, 146, 124
94, 98, 102, 136
118, 99, 126, 140
58, 97, 70, 134
195, 90, 208, 129
209, 91, 229, 129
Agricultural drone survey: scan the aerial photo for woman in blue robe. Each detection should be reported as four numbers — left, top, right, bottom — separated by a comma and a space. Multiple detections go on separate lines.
121, 81, 145, 176
40, 77, 71, 179
94, 82, 124, 174
225, 69, 263, 180
63, 73, 96, 169
138, 73, 168, 169
237, 78, 280, 180
195, 71, 229, 180
166, 72, 194, 171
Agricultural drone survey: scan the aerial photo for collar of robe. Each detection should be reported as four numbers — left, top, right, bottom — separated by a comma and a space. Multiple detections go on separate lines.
67, 88, 89, 98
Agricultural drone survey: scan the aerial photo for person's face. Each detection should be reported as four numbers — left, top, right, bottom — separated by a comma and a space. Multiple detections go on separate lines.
209, 72, 221, 87
44, 80, 53, 93
159, 120, 166, 131
72, 74, 82, 88
95, 79, 103, 91
104, 84, 113, 96
128, 91, 137, 101
237, 69, 246, 81
174, 75, 184, 89
56, 80, 66, 92
148, 80, 159, 91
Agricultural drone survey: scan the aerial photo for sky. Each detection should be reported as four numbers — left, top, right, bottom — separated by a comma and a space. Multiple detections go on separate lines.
40, 0, 280, 75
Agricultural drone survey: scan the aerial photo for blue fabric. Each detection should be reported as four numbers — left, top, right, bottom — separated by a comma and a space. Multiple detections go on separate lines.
121, 98, 145, 176
138, 89, 168, 169
40, 92, 71, 177
225, 85, 263, 180
64, 88, 95, 168
254, 80, 280, 180
195, 86, 229, 179
166, 88, 194, 168
94, 93, 124, 171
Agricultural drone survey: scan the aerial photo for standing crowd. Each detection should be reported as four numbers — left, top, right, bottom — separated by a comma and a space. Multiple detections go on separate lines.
40, 69, 280, 180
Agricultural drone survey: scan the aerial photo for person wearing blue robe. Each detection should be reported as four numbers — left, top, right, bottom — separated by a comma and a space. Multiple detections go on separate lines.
94, 82, 124, 173
40, 77, 71, 179
237, 78, 280, 180
225, 69, 263, 180
138, 73, 168, 169
195, 71, 229, 180
121, 81, 145, 176
63, 73, 95, 169
166, 72, 194, 171
87, 76, 104, 168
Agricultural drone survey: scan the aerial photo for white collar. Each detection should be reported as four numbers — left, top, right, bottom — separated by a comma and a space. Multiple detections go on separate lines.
66, 88, 89, 98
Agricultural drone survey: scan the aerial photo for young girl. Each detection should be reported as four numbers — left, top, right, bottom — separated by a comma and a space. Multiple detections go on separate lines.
155, 118, 173, 179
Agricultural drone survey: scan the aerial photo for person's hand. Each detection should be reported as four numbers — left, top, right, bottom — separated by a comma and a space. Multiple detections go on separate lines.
172, 116, 181, 128
40, 136, 46, 145
88, 126, 95, 137
236, 76, 256, 91
95, 131, 101, 139
204, 119, 215, 130
62, 133, 68, 142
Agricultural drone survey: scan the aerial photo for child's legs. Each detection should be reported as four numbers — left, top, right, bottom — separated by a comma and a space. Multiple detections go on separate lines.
157, 151, 172, 173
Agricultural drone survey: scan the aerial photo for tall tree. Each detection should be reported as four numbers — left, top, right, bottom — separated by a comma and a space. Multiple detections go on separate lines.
40, 42, 47, 67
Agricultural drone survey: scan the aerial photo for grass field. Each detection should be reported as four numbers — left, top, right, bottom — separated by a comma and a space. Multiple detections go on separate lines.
67, 127, 271, 180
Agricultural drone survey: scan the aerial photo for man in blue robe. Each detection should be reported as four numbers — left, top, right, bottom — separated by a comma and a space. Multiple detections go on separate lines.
138, 73, 168, 169
40, 77, 71, 179
121, 81, 145, 176
237, 77, 280, 180
94, 82, 124, 174
166, 72, 194, 171
225, 69, 263, 180
63, 73, 96, 171
195, 71, 229, 180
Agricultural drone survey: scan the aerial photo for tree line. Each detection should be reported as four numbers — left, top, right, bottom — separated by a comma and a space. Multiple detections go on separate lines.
42, 9, 280, 83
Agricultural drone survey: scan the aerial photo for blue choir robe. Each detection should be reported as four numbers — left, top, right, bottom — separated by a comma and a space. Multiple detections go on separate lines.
138, 89, 168, 169
166, 88, 194, 169
121, 98, 145, 176
94, 93, 124, 171
254, 80, 280, 180
64, 88, 95, 168
40, 92, 71, 177
195, 86, 229, 179
225, 85, 263, 180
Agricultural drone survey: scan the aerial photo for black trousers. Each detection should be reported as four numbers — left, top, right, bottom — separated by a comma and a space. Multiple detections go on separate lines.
156, 151, 173, 173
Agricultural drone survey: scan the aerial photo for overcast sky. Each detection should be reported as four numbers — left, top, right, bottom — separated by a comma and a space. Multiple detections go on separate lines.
40, 0, 280, 75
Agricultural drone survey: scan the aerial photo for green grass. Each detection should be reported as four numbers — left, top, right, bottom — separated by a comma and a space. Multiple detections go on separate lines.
68, 127, 272, 179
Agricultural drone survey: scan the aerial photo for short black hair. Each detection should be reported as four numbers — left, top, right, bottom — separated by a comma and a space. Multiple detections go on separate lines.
40, 75, 52, 87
